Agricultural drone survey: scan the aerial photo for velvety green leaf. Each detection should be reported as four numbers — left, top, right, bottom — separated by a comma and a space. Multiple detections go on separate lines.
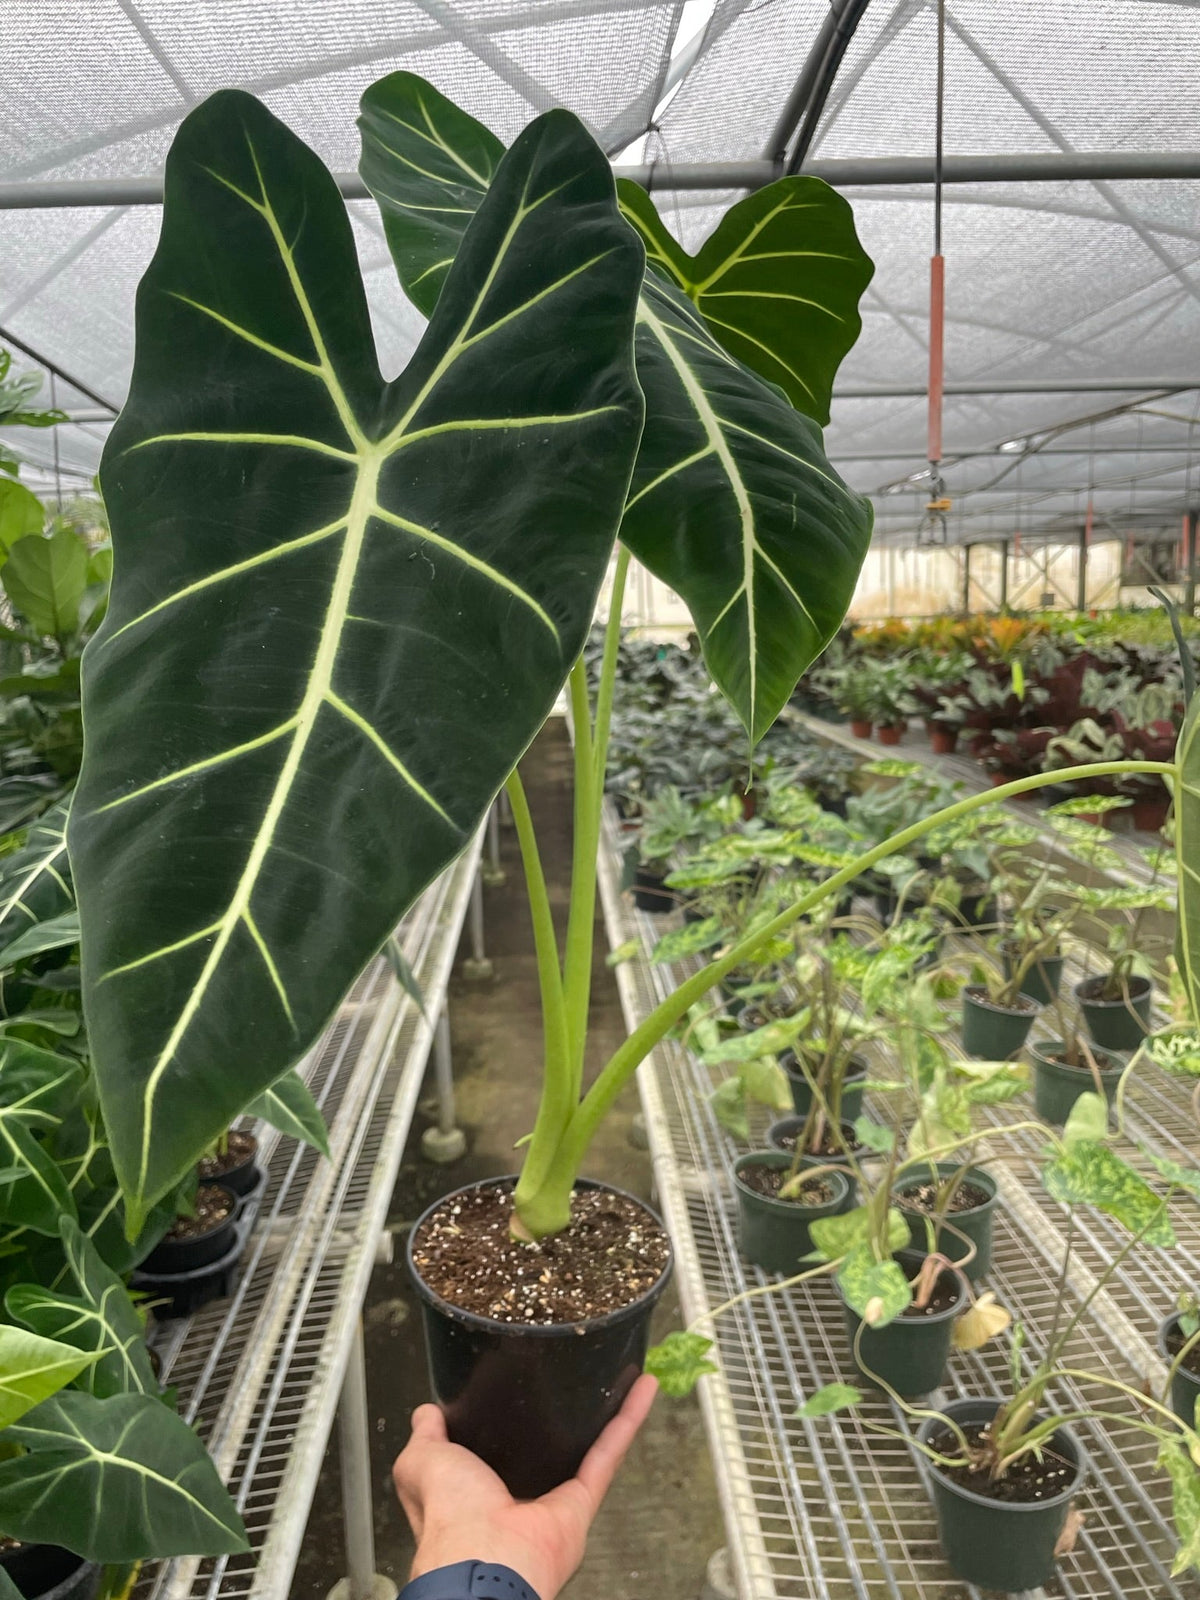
0, 481, 44, 552
0, 1324, 97, 1428
6, 1218, 159, 1400
0, 1390, 248, 1559
1062, 1090, 1110, 1148
0, 801, 72, 954
1159, 1440, 1200, 1575
650, 915, 724, 964
1043, 1141, 1175, 1246
69, 91, 644, 1229
796, 1381, 863, 1418
644, 1330, 717, 1397
837, 1245, 911, 1325
356, 71, 873, 745
616, 176, 872, 423
0, 909, 79, 969
244, 1067, 330, 1157
2, 529, 88, 638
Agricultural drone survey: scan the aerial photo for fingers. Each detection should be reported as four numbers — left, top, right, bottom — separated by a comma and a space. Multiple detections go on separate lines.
572, 1374, 658, 1509
408, 1404, 448, 1444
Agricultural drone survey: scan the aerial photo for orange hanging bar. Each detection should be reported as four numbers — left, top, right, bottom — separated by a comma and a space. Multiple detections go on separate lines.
927, 253, 945, 466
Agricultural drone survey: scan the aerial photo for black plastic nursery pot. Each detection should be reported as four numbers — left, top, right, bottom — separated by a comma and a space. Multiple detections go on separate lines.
961, 985, 1038, 1059
132, 1169, 264, 1318
197, 1130, 261, 1196
407, 1177, 673, 1500
1031, 1038, 1125, 1125
918, 1397, 1086, 1592
1001, 944, 1064, 1006
733, 1152, 851, 1275
840, 1251, 966, 1397
783, 1056, 868, 1124
632, 862, 673, 914
896, 1163, 999, 1280
0, 1545, 100, 1600
1158, 1312, 1200, 1428
1075, 974, 1152, 1052
140, 1182, 239, 1274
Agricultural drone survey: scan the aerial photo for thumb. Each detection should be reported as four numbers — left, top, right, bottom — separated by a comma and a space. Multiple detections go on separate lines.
409, 1404, 449, 1445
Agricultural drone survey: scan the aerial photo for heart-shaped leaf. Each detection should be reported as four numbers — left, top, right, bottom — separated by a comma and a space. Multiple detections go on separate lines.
0, 1324, 98, 1429
0, 1390, 248, 1560
1043, 1141, 1175, 1246
69, 91, 644, 1229
644, 1330, 717, 1397
357, 72, 873, 745
616, 176, 872, 423
796, 1381, 863, 1418
837, 1244, 911, 1326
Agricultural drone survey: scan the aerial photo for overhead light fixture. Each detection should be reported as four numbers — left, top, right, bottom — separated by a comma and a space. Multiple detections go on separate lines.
998, 438, 1026, 453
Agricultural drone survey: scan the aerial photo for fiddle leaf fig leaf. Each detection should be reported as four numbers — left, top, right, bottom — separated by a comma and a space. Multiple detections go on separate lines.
644, 1331, 717, 1397
615, 176, 872, 423
1043, 1141, 1175, 1246
0, 1324, 98, 1429
0, 480, 45, 552
2, 528, 88, 639
837, 1245, 911, 1326
357, 71, 874, 746
69, 91, 644, 1230
0, 1390, 248, 1560
244, 1067, 330, 1158
796, 1381, 863, 1418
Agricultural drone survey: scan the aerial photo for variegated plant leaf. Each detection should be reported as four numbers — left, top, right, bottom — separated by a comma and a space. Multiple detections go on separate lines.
70, 91, 644, 1229
1043, 1141, 1175, 1246
837, 1245, 911, 1326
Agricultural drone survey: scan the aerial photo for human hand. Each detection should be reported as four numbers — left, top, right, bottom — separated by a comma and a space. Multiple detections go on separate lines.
392, 1373, 658, 1600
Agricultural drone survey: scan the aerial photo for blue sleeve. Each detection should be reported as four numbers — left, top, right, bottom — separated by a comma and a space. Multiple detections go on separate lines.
398, 1561, 541, 1600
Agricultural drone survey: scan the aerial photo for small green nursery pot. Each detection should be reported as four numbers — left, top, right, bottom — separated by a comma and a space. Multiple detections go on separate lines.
733, 1152, 850, 1275
1158, 1312, 1200, 1428
1031, 1038, 1124, 1125
961, 985, 1038, 1059
768, 1117, 862, 1209
918, 1397, 1086, 1593
1001, 944, 1063, 1005
895, 1163, 999, 1280
840, 1250, 966, 1397
1075, 974, 1152, 1052
783, 1055, 868, 1124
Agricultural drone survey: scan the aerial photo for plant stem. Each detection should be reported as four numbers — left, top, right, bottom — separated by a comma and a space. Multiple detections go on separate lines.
561, 656, 596, 1094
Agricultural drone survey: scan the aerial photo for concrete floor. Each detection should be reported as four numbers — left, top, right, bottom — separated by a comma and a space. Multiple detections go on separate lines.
291, 721, 722, 1599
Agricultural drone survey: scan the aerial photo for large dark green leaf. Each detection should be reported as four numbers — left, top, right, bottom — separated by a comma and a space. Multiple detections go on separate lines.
616, 177, 872, 423
6, 1218, 159, 1400
357, 72, 873, 744
70, 91, 643, 1230
0, 1390, 248, 1559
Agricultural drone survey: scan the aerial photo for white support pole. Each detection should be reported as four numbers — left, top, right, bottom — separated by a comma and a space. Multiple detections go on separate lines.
482, 802, 506, 887
462, 869, 493, 981
326, 1323, 397, 1600
421, 1006, 466, 1164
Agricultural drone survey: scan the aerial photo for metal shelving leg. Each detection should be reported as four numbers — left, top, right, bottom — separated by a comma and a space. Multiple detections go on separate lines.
421, 1007, 467, 1164
482, 804, 506, 887
461, 869, 494, 981
326, 1321, 398, 1600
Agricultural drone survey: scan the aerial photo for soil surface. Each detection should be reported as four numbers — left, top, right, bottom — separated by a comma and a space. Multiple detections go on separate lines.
412, 1183, 669, 1323
1039, 1048, 1118, 1074
166, 1184, 233, 1241
965, 984, 1038, 1015
1165, 1323, 1200, 1378
737, 1164, 836, 1205
197, 1129, 257, 1181
1078, 973, 1151, 1004
775, 1124, 864, 1157
898, 1178, 990, 1214
928, 1422, 1076, 1502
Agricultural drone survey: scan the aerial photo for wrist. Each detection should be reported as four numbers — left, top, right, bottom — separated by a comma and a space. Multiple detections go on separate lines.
412, 1532, 549, 1598
401, 1560, 541, 1600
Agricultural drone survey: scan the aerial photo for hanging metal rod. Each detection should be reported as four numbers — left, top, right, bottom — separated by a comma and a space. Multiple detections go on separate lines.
6, 151, 1200, 209
837, 379, 1200, 397
0, 322, 120, 412
833, 444, 1200, 459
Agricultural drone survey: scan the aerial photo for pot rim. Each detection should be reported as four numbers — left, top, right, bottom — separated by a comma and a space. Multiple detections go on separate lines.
733, 1151, 850, 1212
770, 1116, 866, 1159
406, 1175, 674, 1337
841, 1248, 968, 1327
783, 1054, 869, 1085
1074, 974, 1152, 1008
918, 1396, 1087, 1512
963, 984, 1039, 1018
1030, 1039, 1124, 1075
894, 1162, 999, 1218
166, 1182, 238, 1243
1158, 1311, 1200, 1384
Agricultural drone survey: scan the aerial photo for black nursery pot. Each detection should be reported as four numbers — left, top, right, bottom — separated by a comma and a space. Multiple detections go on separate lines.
961, 985, 1038, 1059
632, 862, 673, 914
733, 1152, 850, 1275
896, 1163, 999, 1280
840, 1250, 966, 1397
1001, 944, 1064, 1006
198, 1133, 261, 1197
407, 1177, 673, 1500
1031, 1038, 1125, 1125
0, 1546, 100, 1600
140, 1183, 239, 1275
783, 1056, 868, 1124
918, 1397, 1086, 1592
1075, 974, 1152, 1052
1158, 1312, 1200, 1428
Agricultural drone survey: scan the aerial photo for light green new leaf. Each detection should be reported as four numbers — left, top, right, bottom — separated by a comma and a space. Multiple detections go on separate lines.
0, 1324, 98, 1429
244, 1067, 330, 1157
837, 1245, 911, 1325
6, 1218, 159, 1400
796, 1381, 863, 1419
357, 71, 874, 746
1062, 1090, 1110, 1149
1159, 1440, 1200, 1575
616, 176, 872, 423
0, 480, 45, 552
650, 915, 724, 964
644, 1331, 717, 1397
0, 1390, 248, 1560
1043, 1141, 1175, 1246
741, 1055, 791, 1113
0, 908, 79, 969
0, 801, 72, 954
69, 91, 644, 1229
2, 528, 88, 638
853, 1115, 894, 1153
709, 1075, 749, 1139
